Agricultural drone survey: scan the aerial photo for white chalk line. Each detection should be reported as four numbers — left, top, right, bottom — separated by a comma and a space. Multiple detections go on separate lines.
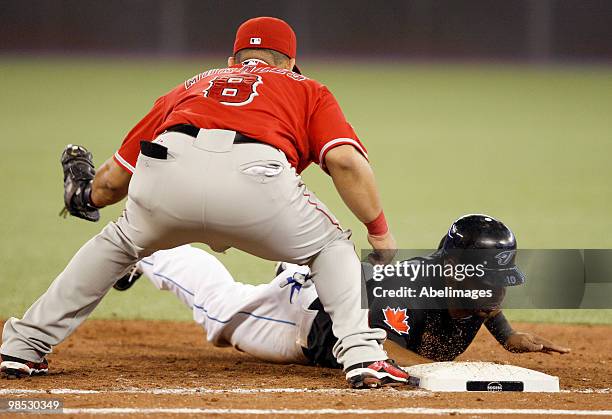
0, 387, 430, 397
57, 407, 612, 416
562, 388, 612, 394
0, 387, 610, 395
1, 388, 610, 416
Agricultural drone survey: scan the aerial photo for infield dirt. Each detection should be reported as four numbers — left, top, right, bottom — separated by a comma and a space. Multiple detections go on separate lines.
0, 320, 610, 418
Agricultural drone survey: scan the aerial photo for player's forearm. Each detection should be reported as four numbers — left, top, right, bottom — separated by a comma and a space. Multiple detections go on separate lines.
90, 158, 131, 207
484, 310, 515, 345
326, 145, 384, 225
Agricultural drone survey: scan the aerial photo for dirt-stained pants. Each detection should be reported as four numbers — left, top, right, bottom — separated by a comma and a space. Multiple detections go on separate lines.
1, 129, 387, 368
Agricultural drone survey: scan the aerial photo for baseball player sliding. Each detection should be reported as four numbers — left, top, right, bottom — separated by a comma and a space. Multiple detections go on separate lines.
1, 17, 402, 388
113, 214, 570, 368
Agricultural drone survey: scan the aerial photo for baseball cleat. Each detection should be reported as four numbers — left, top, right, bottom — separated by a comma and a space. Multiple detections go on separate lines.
1, 354, 49, 379
345, 359, 409, 389
113, 265, 143, 291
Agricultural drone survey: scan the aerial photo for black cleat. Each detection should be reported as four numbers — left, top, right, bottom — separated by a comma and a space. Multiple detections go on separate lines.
113, 265, 143, 291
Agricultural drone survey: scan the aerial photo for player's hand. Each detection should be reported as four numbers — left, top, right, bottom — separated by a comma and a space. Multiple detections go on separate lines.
367, 231, 397, 265
504, 332, 570, 354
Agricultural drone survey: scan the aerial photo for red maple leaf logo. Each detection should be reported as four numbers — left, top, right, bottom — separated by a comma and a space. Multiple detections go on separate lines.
382, 307, 410, 335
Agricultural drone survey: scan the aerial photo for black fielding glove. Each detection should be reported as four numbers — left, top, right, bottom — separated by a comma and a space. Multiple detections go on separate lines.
59, 144, 100, 222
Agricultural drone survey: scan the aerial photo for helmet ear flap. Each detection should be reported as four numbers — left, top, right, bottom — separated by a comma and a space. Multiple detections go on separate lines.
437, 235, 447, 250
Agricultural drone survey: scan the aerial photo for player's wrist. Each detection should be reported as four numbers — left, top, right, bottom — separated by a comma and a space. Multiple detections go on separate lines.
365, 210, 388, 236
485, 312, 515, 346
84, 182, 102, 209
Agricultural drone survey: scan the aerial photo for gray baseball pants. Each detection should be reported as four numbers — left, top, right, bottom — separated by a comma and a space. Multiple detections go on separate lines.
1, 129, 387, 368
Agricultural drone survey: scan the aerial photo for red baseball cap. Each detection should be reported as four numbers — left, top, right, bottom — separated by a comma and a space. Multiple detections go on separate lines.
233, 17, 300, 73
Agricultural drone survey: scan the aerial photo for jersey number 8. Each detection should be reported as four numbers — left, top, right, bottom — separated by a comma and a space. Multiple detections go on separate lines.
203, 74, 263, 106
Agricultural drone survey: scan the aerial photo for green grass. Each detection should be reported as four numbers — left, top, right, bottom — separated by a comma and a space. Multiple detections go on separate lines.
503, 309, 612, 324
1, 57, 611, 324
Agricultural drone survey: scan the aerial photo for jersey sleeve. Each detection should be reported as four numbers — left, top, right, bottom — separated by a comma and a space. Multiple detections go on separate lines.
307, 86, 368, 172
113, 95, 169, 173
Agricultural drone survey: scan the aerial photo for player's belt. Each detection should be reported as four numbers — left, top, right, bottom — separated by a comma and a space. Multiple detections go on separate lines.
165, 124, 261, 144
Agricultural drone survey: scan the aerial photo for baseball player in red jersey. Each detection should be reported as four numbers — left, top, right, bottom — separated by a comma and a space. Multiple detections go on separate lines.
1, 17, 405, 388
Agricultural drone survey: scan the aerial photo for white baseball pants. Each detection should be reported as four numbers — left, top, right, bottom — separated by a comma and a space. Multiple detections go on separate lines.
140, 245, 318, 364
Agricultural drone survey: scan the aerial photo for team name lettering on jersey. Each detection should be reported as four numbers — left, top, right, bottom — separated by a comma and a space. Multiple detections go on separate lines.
185, 66, 307, 90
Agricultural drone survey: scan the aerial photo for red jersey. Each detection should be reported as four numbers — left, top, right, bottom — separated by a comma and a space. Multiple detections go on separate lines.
114, 63, 367, 174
